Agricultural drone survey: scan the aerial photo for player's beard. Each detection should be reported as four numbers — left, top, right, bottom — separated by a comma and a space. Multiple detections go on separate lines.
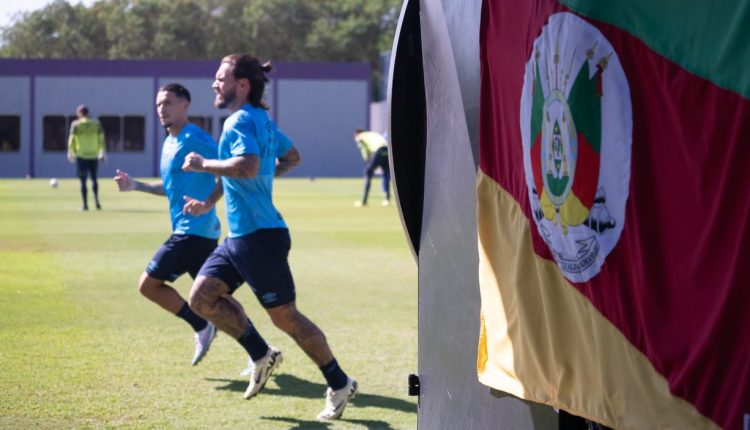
215, 87, 236, 109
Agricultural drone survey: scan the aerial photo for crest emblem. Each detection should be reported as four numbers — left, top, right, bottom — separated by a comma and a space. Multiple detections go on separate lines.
520, 12, 632, 283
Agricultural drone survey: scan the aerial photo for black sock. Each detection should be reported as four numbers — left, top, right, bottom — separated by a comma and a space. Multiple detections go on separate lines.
238, 322, 269, 361
92, 180, 100, 206
176, 302, 208, 332
79, 178, 88, 207
320, 358, 348, 390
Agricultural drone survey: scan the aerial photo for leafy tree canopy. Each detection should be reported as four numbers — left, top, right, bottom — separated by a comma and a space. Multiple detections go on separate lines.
1, 0, 400, 96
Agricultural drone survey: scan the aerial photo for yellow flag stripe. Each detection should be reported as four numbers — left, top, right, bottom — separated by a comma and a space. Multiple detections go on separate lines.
476, 171, 716, 429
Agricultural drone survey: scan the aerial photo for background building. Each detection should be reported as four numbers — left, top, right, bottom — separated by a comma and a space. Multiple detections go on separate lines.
0, 59, 370, 178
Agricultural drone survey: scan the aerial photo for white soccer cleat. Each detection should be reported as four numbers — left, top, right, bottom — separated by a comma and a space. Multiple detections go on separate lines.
380, 199, 390, 207
317, 377, 358, 420
239, 358, 253, 377
191, 322, 216, 366
243, 346, 283, 399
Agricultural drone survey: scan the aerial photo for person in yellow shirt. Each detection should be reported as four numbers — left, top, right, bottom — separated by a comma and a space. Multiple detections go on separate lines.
353, 128, 391, 207
68, 105, 106, 211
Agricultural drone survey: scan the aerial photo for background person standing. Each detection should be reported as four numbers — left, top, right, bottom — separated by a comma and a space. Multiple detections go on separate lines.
353, 128, 390, 207
67, 104, 106, 211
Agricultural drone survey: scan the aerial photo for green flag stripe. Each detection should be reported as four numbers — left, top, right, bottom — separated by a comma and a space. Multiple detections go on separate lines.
559, 0, 750, 99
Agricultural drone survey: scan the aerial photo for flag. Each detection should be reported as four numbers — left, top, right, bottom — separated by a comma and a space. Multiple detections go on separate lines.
477, 1, 750, 428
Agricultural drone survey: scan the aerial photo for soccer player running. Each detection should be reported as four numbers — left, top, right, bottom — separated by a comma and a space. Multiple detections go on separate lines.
68, 104, 106, 211
181, 53, 357, 420
113, 83, 220, 366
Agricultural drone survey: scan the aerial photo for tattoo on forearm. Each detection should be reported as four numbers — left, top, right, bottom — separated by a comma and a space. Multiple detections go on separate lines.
204, 155, 259, 179
275, 148, 300, 177
206, 164, 247, 178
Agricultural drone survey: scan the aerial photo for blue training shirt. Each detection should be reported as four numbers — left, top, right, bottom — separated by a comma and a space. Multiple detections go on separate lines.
160, 123, 221, 239
219, 104, 293, 238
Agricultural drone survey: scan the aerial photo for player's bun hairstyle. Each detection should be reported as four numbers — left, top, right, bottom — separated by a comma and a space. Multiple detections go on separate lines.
159, 83, 191, 103
221, 53, 272, 110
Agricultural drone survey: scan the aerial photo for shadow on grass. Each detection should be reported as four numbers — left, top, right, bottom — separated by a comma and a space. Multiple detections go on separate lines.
260, 416, 397, 429
206, 373, 417, 414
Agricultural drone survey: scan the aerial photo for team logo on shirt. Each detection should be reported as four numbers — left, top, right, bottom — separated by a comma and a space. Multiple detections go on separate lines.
519, 12, 632, 283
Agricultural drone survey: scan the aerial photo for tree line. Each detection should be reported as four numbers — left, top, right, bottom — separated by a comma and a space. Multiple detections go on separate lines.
1, 0, 400, 95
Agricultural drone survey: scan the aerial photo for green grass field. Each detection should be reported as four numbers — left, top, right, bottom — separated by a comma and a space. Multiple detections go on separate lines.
0, 177, 417, 430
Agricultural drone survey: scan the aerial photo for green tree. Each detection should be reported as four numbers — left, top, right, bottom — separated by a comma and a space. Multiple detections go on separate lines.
104, 0, 161, 59
152, 0, 209, 59
0, 0, 401, 94
203, 0, 252, 58
0, 0, 108, 58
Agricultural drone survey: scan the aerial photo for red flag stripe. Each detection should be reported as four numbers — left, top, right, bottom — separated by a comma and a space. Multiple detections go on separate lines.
479, 1, 750, 428
570, 132, 599, 209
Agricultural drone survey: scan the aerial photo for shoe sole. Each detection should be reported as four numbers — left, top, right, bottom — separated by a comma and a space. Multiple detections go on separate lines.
318, 380, 359, 420
243, 350, 283, 399
191, 326, 217, 366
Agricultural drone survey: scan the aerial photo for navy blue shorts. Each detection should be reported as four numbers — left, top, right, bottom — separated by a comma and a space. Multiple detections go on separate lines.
198, 228, 296, 308
146, 234, 218, 282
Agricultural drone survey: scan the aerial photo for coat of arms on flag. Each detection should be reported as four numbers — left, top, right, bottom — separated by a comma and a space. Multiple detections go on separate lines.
520, 12, 632, 283
479, 1, 750, 427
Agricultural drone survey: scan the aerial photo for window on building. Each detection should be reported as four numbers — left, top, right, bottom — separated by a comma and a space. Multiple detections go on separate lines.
0, 115, 20, 152
123, 116, 145, 151
43, 115, 68, 151
43, 115, 144, 153
99, 116, 122, 152
188, 116, 213, 134
99, 115, 145, 152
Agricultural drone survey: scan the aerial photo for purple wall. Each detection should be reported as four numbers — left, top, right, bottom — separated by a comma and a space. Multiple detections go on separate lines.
0, 58, 369, 80
0, 59, 370, 178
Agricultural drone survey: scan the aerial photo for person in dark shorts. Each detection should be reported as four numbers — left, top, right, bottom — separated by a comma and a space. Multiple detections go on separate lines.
353, 128, 391, 207
114, 83, 222, 365
182, 53, 357, 420
67, 104, 106, 211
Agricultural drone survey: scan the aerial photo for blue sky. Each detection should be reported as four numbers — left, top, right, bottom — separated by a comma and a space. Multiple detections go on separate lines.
0, 0, 95, 29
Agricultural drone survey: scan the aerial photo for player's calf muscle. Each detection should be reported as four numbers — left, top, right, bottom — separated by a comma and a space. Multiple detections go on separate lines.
188, 276, 223, 316
189, 276, 247, 338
